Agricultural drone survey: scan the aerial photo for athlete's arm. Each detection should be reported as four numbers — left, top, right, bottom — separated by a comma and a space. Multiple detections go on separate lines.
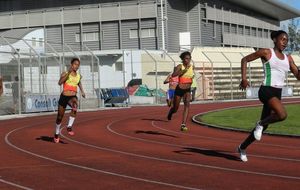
58, 72, 69, 85
164, 74, 171, 84
288, 55, 300, 80
172, 64, 190, 77
58, 67, 72, 85
240, 48, 269, 90
172, 65, 182, 77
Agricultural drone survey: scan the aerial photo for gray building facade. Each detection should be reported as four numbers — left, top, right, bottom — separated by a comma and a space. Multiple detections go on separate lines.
0, 0, 298, 52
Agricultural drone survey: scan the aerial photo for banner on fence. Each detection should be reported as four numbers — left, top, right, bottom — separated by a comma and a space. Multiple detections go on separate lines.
24, 94, 70, 113
246, 86, 293, 99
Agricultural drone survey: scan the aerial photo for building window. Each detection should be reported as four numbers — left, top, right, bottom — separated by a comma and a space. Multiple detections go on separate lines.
115, 61, 123, 71
258, 29, 263, 38
231, 24, 237, 34
264, 29, 268, 38
32, 37, 36, 47
141, 28, 155, 38
238, 25, 243, 35
75, 33, 80, 42
75, 32, 99, 42
129, 29, 138, 39
85, 32, 96, 41
245, 27, 250, 36
251, 27, 257, 36
130, 28, 156, 39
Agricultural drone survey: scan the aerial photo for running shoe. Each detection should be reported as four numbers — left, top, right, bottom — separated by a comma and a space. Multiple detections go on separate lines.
254, 121, 263, 141
167, 111, 173, 120
237, 145, 248, 162
67, 127, 75, 136
53, 135, 60, 143
180, 124, 188, 131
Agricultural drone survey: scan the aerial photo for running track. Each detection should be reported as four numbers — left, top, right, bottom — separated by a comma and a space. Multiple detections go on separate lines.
0, 99, 300, 190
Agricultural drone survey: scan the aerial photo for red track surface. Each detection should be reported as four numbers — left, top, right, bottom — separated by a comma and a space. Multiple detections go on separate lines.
0, 99, 300, 190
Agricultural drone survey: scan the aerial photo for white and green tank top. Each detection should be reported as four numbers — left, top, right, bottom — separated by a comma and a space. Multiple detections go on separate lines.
262, 48, 290, 88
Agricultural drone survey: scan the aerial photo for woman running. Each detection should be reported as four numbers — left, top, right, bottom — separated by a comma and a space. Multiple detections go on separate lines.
54, 58, 85, 143
167, 51, 194, 131
164, 67, 179, 107
238, 30, 300, 162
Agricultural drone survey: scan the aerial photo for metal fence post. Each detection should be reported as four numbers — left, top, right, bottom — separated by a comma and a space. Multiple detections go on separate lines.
221, 52, 233, 100
0, 36, 22, 114
82, 44, 102, 108
144, 49, 158, 104
202, 52, 215, 100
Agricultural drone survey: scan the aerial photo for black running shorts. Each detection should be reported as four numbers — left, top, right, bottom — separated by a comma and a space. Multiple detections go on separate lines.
174, 85, 191, 97
258, 85, 282, 104
58, 94, 77, 108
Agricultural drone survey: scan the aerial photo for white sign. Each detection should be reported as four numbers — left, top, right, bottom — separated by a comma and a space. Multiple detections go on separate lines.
179, 32, 191, 51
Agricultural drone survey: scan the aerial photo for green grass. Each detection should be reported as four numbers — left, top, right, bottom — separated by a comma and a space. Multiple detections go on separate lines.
197, 104, 300, 136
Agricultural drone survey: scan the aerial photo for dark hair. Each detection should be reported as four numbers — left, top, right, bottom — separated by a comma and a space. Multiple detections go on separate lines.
179, 51, 191, 60
270, 30, 288, 40
71, 58, 80, 64
15, 76, 18, 81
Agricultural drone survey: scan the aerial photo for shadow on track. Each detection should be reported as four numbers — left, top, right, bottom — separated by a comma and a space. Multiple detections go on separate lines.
174, 147, 239, 161
135, 130, 178, 138
36, 136, 68, 144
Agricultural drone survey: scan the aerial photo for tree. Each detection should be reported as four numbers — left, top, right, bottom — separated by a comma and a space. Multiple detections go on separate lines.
287, 18, 300, 52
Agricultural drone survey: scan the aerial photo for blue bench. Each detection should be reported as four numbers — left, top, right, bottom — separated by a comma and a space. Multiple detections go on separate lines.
95, 88, 129, 106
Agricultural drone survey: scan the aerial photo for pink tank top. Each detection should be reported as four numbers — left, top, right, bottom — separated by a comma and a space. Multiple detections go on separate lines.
169, 76, 179, 86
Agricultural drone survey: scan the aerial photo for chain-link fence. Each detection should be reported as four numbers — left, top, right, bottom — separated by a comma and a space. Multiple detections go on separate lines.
191, 48, 299, 101
0, 37, 103, 115
1, 38, 299, 116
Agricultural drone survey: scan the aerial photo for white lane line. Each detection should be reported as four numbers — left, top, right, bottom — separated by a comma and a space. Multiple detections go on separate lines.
153, 120, 300, 150
3, 100, 300, 190
135, 101, 300, 150
105, 120, 300, 180
192, 101, 300, 148
0, 164, 54, 170
149, 101, 300, 149
0, 179, 33, 190
151, 121, 300, 162
5, 125, 202, 190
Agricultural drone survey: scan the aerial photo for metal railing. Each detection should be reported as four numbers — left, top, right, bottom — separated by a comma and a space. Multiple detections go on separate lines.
1, 36, 299, 116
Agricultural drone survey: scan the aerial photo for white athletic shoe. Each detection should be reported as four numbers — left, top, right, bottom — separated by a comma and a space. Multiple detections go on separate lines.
237, 145, 248, 162
254, 121, 263, 141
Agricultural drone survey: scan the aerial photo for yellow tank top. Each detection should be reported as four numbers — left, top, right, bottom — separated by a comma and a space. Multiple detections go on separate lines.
63, 72, 81, 92
181, 64, 194, 78
191, 77, 197, 88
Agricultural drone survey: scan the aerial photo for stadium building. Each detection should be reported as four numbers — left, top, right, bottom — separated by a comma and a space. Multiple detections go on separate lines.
0, 0, 299, 51
0, 0, 299, 111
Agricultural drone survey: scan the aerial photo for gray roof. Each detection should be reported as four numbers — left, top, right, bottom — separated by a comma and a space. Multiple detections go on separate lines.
0, 28, 38, 44
226, 0, 300, 21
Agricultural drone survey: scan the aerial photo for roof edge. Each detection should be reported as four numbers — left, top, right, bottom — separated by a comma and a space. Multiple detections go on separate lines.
264, 0, 300, 19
